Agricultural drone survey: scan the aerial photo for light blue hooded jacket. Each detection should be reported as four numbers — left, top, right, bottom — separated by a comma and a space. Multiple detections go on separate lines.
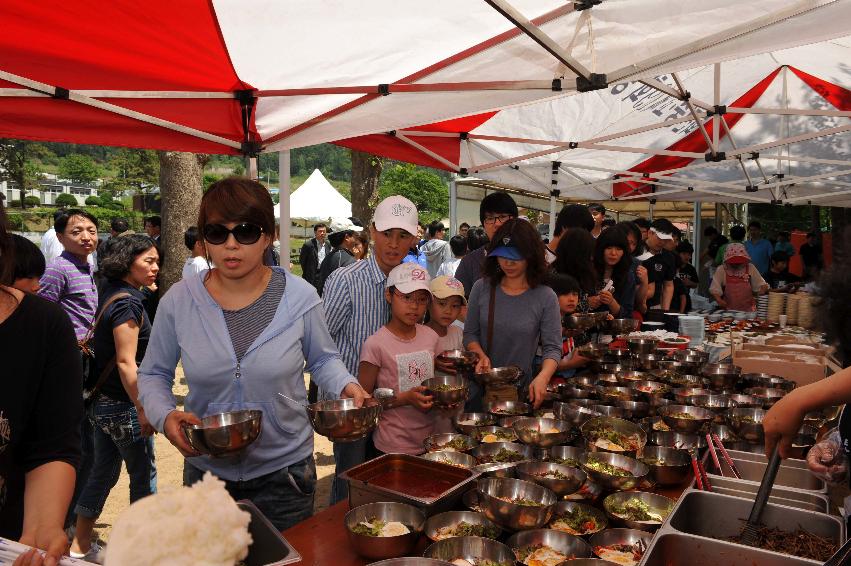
138, 267, 356, 481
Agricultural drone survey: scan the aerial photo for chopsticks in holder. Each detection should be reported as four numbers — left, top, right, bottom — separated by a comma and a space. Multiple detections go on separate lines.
690, 449, 704, 491
706, 433, 724, 477
696, 457, 712, 492
710, 432, 742, 479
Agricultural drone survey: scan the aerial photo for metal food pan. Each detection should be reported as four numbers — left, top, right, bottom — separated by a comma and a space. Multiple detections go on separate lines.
640, 532, 821, 566
237, 500, 302, 566
665, 490, 843, 559
703, 453, 826, 493
724, 448, 809, 470
702, 476, 829, 513
341, 453, 478, 516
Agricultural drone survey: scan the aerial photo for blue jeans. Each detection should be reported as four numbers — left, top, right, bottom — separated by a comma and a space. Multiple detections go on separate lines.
330, 438, 366, 505
184, 457, 316, 532
66, 416, 94, 527
75, 396, 157, 519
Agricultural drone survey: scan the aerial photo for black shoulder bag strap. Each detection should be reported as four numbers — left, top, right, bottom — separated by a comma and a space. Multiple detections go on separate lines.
83, 292, 137, 401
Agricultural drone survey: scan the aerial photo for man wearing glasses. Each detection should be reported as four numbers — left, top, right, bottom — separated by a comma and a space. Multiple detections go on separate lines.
322, 195, 419, 504
454, 193, 519, 297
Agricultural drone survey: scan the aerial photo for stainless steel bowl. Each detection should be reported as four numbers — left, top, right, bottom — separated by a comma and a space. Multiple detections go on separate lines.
631, 380, 669, 401
647, 396, 674, 417
454, 412, 497, 435
462, 488, 483, 512
725, 407, 766, 443
507, 528, 593, 561
424, 511, 502, 542
548, 500, 608, 536
640, 446, 691, 486
421, 450, 478, 470
590, 404, 627, 420
672, 349, 709, 363
589, 528, 653, 561
617, 371, 647, 384
741, 372, 794, 391
474, 366, 522, 387
597, 386, 636, 405
485, 400, 530, 418
183, 409, 262, 456
423, 376, 469, 409
648, 431, 706, 450
306, 398, 381, 443
608, 318, 639, 335
564, 559, 622, 566
658, 404, 714, 434
498, 415, 528, 429
477, 477, 557, 530
581, 416, 647, 457
473, 426, 518, 444
602, 491, 674, 532
472, 441, 534, 465
473, 462, 519, 478
672, 387, 711, 405
657, 359, 697, 374
728, 393, 761, 409
577, 343, 610, 361
515, 460, 586, 496
599, 362, 633, 374
558, 385, 596, 400
555, 403, 602, 427
702, 364, 740, 389
579, 452, 649, 491
708, 423, 738, 443
690, 393, 730, 412
662, 373, 706, 388
512, 417, 574, 448
633, 354, 662, 371
596, 373, 621, 386
344, 502, 426, 560
423, 536, 515, 566
743, 387, 786, 408
616, 400, 651, 420
366, 558, 455, 566
788, 424, 818, 459
566, 313, 599, 330
627, 338, 659, 356
423, 433, 477, 453
573, 376, 597, 388
548, 445, 586, 468
566, 398, 598, 408
436, 349, 479, 369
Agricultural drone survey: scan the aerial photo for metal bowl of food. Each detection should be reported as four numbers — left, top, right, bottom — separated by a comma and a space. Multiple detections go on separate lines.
630, 380, 669, 401
424, 511, 502, 543
306, 398, 381, 443
648, 431, 706, 450
647, 396, 674, 417
639, 446, 691, 486
548, 500, 608, 537
656, 359, 697, 375
602, 491, 675, 532
423, 376, 469, 409
477, 477, 557, 531
728, 393, 761, 409
344, 502, 426, 560
616, 400, 651, 420
658, 404, 714, 434
423, 433, 478, 453
743, 387, 786, 409
555, 403, 602, 427
454, 412, 497, 435
515, 460, 586, 497
462, 488, 484, 512
599, 362, 633, 374
436, 349, 479, 370
577, 343, 610, 361
421, 450, 478, 470
702, 364, 740, 389
473, 426, 518, 444
590, 404, 627, 420
566, 397, 598, 408
607, 347, 633, 361
596, 373, 621, 386
741, 372, 794, 391
608, 318, 639, 335
672, 387, 711, 405
485, 400, 530, 418
498, 415, 528, 429
474, 366, 522, 387
627, 338, 658, 356
183, 409, 263, 456
579, 452, 649, 491
597, 386, 637, 405
709, 423, 738, 443
725, 407, 766, 443
423, 536, 515, 566
559, 385, 597, 400
581, 416, 647, 456
691, 393, 730, 413
512, 417, 574, 448
573, 376, 597, 388
672, 348, 709, 363
662, 373, 706, 388
507, 529, 593, 563
588, 528, 652, 563
633, 354, 662, 371
473, 462, 518, 479
566, 313, 599, 330
617, 371, 647, 384
548, 445, 586, 468
472, 441, 534, 466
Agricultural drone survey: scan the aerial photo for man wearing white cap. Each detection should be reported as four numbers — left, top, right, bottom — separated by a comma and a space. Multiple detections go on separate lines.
643, 218, 677, 313
315, 217, 362, 296
323, 195, 418, 504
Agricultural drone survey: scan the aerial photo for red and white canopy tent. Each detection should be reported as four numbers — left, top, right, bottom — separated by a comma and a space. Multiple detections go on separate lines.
2, 0, 850, 243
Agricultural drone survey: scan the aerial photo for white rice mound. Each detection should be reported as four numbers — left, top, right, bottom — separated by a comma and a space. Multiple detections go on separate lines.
105, 472, 252, 566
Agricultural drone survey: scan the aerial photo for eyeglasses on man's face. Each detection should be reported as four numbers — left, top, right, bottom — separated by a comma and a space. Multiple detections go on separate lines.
483, 214, 513, 226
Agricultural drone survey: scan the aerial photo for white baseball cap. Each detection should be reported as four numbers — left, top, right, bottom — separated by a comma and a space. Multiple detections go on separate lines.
649, 227, 673, 240
329, 217, 361, 233
373, 195, 418, 235
386, 262, 432, 295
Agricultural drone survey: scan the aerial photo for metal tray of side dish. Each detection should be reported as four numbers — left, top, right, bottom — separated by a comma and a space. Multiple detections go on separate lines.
701, 450, 826, 493
237, 500, 303, 566
340, 453, 479, 516
696, 476, 830, 513
638, 489, 845, 565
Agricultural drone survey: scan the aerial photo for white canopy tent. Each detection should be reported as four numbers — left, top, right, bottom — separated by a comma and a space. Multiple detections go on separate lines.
273, 168, 352, 222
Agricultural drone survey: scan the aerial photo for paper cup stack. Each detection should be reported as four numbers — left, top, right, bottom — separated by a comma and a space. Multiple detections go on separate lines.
679, 315, 705, 348
756, 295, 770, 320
785, 293, 801, 326
767, 292, 787, 323
797, 294, 815, 329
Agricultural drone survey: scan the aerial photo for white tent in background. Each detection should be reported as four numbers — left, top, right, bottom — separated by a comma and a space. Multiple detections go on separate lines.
274, 168, 351, 222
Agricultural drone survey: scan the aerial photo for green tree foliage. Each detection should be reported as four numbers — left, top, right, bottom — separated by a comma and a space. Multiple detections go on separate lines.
378, 163, 448, 222
55, 193, 78, 207
107, 148, 159, 194
59, 153, 101, 184
0, 139, 47, 208
85, 196, 102, 206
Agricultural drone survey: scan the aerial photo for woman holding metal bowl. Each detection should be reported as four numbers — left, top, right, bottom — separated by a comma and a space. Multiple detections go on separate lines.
138, 177, 367, 531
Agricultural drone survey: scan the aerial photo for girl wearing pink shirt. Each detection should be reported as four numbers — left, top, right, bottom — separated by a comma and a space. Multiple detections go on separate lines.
359, 263, 440, 456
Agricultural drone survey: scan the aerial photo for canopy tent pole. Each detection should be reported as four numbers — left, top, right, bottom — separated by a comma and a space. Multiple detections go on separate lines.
693, 202, 702, 269
246, 156, 258, 180
449, 177, 458, 235
278, 151, 291, 266
549, 161, 560, 240
649, 200, 655, 221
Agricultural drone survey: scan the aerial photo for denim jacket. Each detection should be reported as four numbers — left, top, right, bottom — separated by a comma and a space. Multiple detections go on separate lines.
138, 267, 356, 481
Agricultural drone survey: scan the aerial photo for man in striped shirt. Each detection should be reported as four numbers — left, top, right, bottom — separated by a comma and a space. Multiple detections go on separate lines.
323, 195, 418, 504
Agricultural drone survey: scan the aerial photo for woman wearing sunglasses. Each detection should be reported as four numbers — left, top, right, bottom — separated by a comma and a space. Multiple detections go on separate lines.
138, 177, 367, 531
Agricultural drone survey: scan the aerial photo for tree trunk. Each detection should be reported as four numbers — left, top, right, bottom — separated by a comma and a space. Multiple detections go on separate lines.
350, 150, 383, 224
810, 205, 821, 233
157, 151, 206, 294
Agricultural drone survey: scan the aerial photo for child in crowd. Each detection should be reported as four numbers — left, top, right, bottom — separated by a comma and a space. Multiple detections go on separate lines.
427, 276, 466, 352
543, 273, 591, 379
11, 234, 46, 293
764, 251, 802, 291
359, 263, 440, 457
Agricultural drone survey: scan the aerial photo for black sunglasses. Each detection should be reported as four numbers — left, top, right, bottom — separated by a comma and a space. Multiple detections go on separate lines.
203, 223, 264, 245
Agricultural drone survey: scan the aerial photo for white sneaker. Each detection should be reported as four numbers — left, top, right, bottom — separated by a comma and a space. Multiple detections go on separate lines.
70, 541, 104, 564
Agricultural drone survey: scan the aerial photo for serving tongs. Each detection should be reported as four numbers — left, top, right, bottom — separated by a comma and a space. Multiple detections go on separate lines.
710, 432, 742, 479
739, 445, 782, 547
706, 433, 723, 476
822, 536, 851, 566
686, 446, 711, 491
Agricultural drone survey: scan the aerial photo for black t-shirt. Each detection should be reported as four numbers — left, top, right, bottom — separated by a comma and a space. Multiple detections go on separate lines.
763, 270, 801, 289
676, 263, 699, 312
455, 247, 486, 297
706, 235, 729, 264
643, 251, 676, 308
0, 293, 83, 540
92, 281, 151, 403
799, 243, 823, 269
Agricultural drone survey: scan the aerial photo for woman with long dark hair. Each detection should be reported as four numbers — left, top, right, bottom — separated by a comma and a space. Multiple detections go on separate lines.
0, 199, 83, 566
552, 228, 600, 312
593, 227, 636, 319
616, 221, 649, 317
464, 219, 561, 408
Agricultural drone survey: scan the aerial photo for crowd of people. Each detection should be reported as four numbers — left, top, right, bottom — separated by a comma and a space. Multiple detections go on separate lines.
0, 179, 839, 565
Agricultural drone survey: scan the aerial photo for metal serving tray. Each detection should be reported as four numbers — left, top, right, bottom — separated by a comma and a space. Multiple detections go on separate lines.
725, 448, 809, 470
237, 500, 302, 566
640, 532, 822, 566
340, 453, 478, 516
703, 452, 826, 493
701, 476, 830, 513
